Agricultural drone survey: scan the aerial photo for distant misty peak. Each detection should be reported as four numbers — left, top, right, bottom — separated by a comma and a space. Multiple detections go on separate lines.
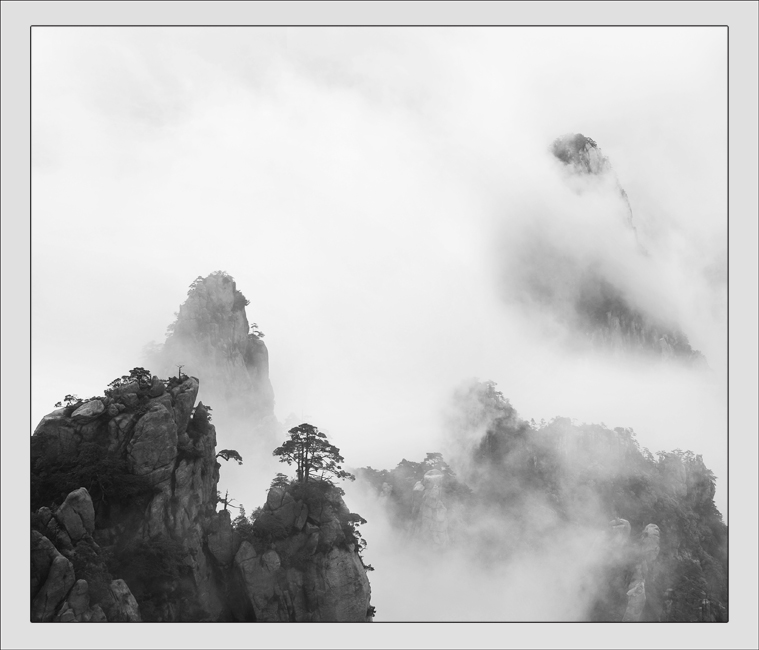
150, 271, 276, 426
552, 133, 611, 176
552, 132, 634, 231
510, 133, 703, 365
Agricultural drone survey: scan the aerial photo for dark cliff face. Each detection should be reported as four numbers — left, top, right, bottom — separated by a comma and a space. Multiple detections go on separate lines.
30, 488, 142, 623
31, 376, 228, 621
151, 271, 276, 427
232, 480, 373, 622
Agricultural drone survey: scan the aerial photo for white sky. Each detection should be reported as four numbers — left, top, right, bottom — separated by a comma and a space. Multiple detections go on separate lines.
31, 27, 729, 512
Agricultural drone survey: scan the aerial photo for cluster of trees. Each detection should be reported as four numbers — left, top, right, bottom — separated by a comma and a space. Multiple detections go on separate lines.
105, 367, 153, 394
54, 394, 81, 408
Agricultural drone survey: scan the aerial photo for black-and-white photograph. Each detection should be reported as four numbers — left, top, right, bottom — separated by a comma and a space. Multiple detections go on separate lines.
4, 5, 755, 646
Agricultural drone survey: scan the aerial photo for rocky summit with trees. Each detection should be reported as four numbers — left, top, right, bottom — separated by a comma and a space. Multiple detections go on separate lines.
30, 367, 374, 622
225, 423, 373, 621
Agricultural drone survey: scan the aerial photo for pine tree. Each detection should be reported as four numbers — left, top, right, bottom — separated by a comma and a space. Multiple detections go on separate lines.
272, 423, 355, 485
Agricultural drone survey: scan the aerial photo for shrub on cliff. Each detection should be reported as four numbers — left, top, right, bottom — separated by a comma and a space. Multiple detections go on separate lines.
104, 367, 153, 396
54, 394, 82, 409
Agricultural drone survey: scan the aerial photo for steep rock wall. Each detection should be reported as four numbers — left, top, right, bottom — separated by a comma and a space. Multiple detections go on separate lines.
233, 483, 373, 622
409, 470, 450, 549
31, 489, 141, 622
31, 376, 233, 621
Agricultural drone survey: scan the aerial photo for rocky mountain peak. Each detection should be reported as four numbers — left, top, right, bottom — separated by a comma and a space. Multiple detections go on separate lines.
552, 132, 635, 230
545, 134, 708, 365
152, 271, 275, 425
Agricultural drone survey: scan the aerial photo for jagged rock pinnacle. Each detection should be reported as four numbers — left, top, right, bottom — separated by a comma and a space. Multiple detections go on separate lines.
152, 271, 275, 424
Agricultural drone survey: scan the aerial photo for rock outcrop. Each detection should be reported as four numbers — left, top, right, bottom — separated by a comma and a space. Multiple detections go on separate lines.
586, 518, 664, 622
233, 482, 373, 622
31, 375, 232, 621
410, 470, 450, 549
30, 489, 142, 623
31, 531, 77, 622
52, 580, 108, 623
623, 523, 661, 621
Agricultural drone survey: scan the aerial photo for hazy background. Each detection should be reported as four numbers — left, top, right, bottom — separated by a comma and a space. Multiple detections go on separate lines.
32, 27, 727, 560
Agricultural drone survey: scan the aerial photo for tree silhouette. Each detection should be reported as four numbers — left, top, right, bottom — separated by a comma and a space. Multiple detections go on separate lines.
270, 473, 291, 489
216, 449, 243, 465
55, 394, 81, 408
272, 423, 355, 485
217, 489, 241, 512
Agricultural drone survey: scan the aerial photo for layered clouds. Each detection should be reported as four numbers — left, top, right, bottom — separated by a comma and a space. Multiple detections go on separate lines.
32, 27, 727, 617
